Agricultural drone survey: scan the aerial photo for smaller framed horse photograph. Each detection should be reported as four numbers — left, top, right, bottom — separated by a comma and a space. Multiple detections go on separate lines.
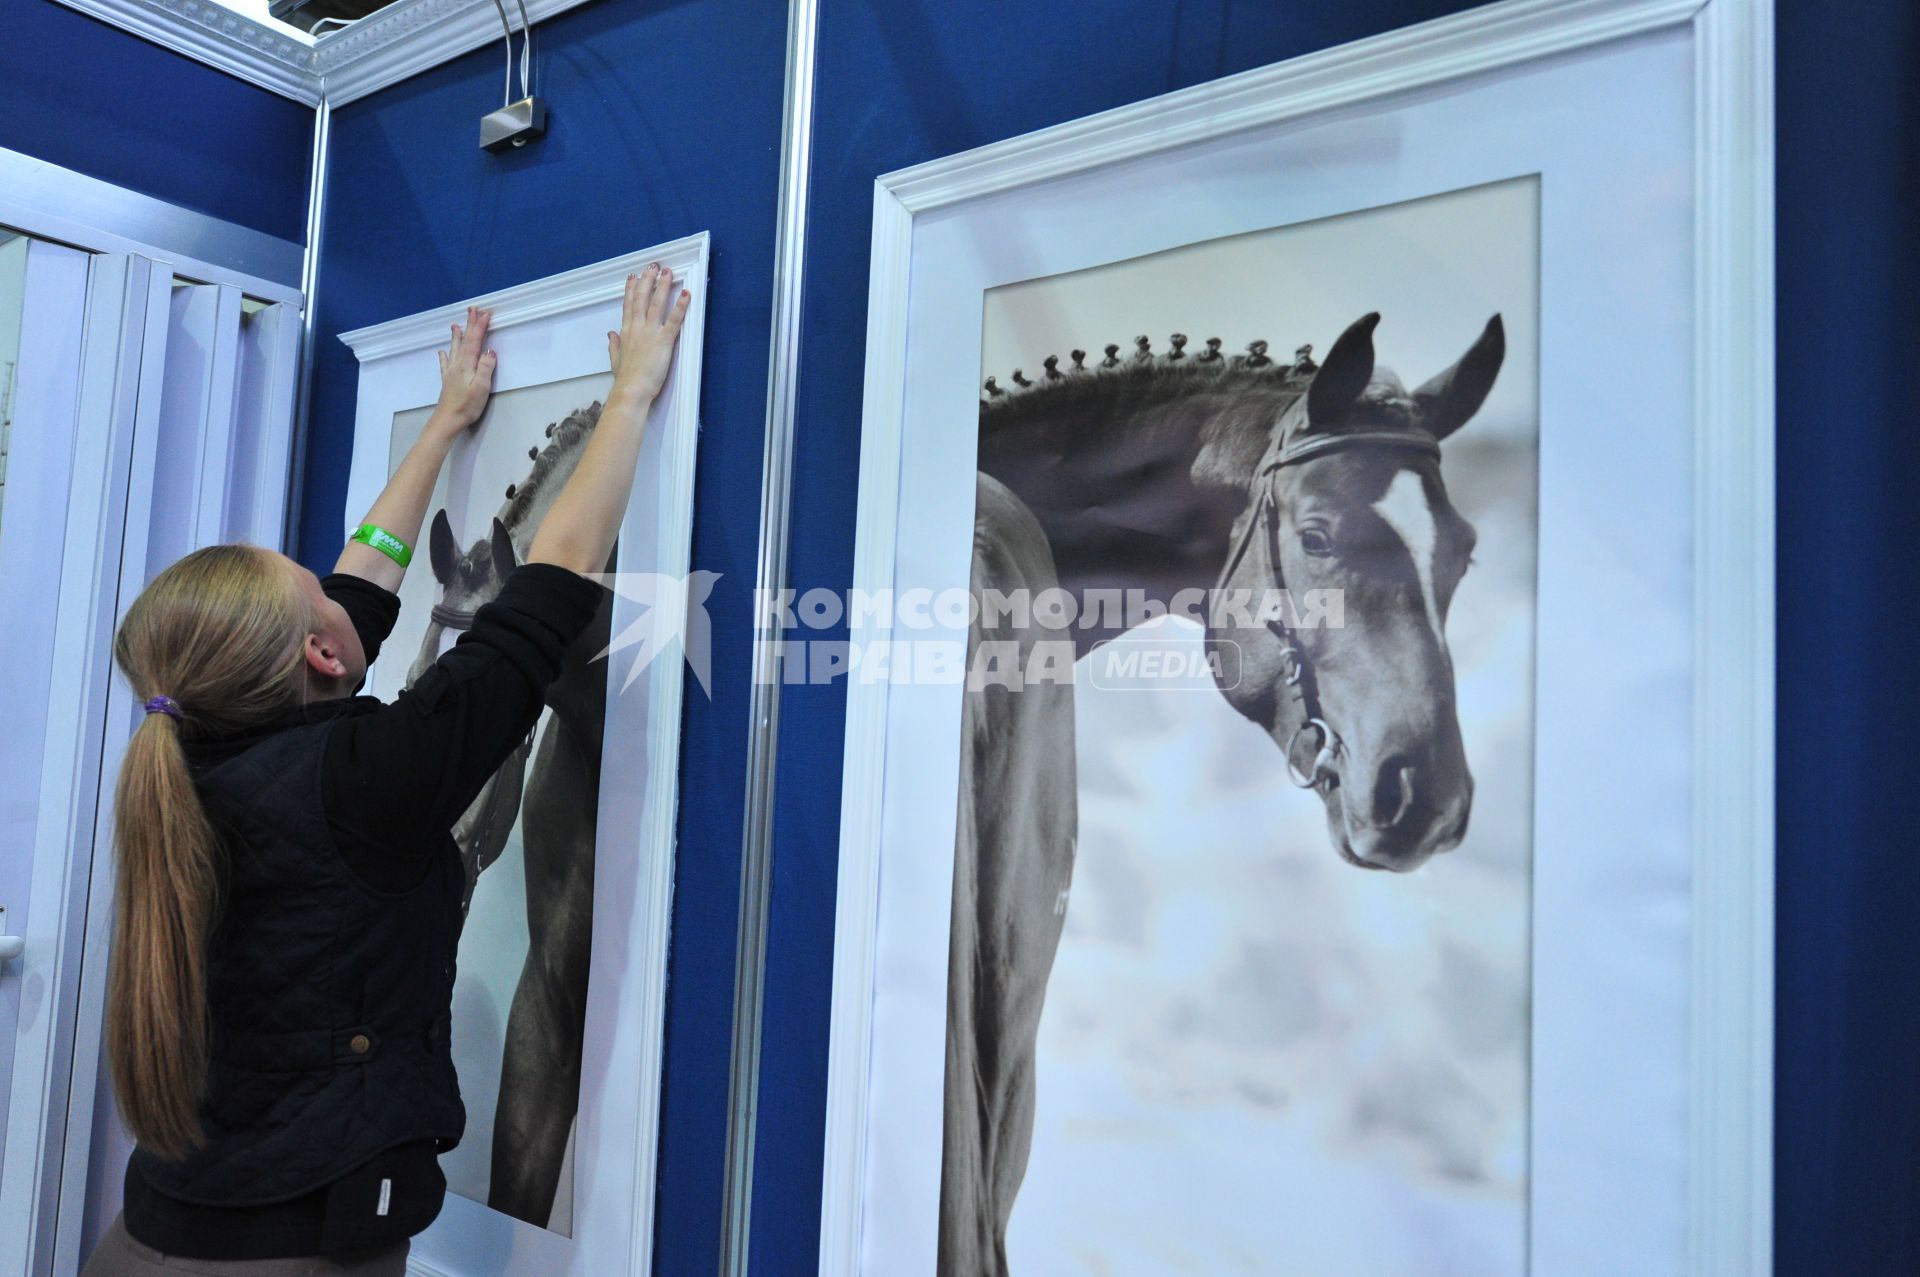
341, 235, 708, 1277
819, 1, 1772, 1274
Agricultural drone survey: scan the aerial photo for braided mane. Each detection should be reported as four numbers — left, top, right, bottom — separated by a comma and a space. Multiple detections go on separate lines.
496, 400, 602, 531
979, 337, 1316, 443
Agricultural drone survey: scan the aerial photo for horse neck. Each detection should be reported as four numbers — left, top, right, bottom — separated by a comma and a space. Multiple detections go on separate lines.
976, 382, 1288, 623
494, 409, 600, 560
544, 591, 610, 755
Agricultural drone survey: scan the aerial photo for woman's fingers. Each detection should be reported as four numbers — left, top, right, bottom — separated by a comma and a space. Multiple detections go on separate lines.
663, 288, 691, 334
447, 309, 496, 368
466, 307, 491, 357
646, 266, 673, 324
625, 265, 658, 335
608, 264, 684, 380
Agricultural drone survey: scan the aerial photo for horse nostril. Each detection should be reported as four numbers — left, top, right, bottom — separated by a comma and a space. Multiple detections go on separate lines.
1375, 755, 1417, 829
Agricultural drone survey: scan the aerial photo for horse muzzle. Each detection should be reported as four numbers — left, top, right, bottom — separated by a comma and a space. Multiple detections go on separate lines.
1323, 753, 1473, 873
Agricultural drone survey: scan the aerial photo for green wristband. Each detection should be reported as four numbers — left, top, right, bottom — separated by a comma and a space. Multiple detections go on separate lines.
351, 524, 413, 568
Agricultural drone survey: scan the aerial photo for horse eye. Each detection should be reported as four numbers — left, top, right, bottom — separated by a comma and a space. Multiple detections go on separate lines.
1300, 527, 1333, 557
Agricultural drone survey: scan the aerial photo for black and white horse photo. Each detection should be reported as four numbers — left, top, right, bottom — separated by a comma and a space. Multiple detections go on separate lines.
926, 182, 1542, 1277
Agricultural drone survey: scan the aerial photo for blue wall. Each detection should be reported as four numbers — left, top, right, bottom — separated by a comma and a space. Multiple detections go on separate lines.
295, 2, 787, 1272
1, 0, 312, 243
1773, 2, 1920, 1273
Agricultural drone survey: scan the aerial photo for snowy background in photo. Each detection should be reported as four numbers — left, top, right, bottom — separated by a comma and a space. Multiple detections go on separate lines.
984, 180, 1540, 1276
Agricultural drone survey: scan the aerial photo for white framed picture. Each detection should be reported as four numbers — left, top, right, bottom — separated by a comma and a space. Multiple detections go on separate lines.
340, 234, 708, 1277
819, 2, 1772, 1275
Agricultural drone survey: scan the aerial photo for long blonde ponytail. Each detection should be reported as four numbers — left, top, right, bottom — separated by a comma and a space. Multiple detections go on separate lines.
107, 544, 313, 1158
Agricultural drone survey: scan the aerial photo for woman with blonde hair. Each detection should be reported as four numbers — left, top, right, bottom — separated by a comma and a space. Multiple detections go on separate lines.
81, 264, 690, 1276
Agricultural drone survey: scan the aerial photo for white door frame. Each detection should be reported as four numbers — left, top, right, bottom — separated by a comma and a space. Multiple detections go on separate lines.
0, 181, 307, 1277
0, 148, 305, 296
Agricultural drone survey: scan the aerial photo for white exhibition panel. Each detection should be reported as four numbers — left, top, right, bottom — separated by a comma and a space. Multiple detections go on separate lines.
340, 235, 708, 1277
148, 283, 246, 570
4, 252, 165, 1277
66, 260, 180, 1262
69, 261, 313, 1263
223, 301, 304, 547
0, 238, 92, 1181
4, 251, 168, 1277
841, 23, 1727, 1277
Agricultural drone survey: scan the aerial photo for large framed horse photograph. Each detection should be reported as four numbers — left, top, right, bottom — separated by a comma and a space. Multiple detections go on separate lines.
818, 1, 1773, 1275
340, 236, 708, 1277
962, 177, 1539, 1275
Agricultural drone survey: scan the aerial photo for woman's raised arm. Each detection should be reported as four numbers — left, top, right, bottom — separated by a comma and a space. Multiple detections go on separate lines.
334, 307, 498, 591
527, 263, 690, 576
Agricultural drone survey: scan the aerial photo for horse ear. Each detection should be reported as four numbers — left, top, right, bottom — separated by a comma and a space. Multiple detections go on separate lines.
1306, 312, 1379, 426
490, 517, 518, 581
1414, 314, 1505, 440
429, 510, 457, 586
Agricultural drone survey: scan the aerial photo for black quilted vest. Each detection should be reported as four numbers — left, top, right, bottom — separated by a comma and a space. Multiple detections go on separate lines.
131, 719, 466, 1206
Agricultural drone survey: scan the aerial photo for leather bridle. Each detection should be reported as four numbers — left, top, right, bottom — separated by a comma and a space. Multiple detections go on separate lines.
430, 600, 478, 633
1211, 420, 1441, 789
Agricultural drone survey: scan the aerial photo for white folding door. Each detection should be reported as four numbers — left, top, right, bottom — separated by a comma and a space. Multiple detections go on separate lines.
0, 237, 303, 1277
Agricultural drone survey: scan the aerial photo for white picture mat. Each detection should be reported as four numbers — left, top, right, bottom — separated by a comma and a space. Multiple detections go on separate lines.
341, 236, 707, 1277
854, 28, 1695, 1277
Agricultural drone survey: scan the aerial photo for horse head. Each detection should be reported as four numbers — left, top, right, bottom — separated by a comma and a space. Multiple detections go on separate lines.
1206, 311, 1505, 872
409, 508, 519, 684
413, 508, 527, 911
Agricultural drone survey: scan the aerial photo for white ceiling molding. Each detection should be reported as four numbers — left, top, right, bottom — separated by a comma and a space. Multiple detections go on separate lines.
49, 0, 596, 108
312, 0, 592, 105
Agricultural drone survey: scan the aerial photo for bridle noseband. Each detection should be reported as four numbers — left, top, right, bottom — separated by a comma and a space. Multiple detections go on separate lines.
1211, 422, 1441, 789
430, 601, 478, 633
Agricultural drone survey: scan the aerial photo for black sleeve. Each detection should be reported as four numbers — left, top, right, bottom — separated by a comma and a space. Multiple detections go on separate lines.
321, 563, 605, 864
321, 573, 402, 669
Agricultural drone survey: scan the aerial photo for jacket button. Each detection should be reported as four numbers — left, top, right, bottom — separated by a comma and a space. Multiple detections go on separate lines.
350, 1033, 371, 1054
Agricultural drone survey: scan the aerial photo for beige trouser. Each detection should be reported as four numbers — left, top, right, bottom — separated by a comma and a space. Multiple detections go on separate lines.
81, 1214, 409, 1277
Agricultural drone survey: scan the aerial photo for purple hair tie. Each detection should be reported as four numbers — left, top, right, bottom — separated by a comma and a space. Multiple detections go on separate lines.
144, 695, 183, 720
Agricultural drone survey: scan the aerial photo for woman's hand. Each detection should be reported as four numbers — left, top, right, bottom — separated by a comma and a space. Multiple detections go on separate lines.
526, 266, 689, 576
335, 307, 494, 588
433, 306, 498, 436
606, 264, 691, 410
